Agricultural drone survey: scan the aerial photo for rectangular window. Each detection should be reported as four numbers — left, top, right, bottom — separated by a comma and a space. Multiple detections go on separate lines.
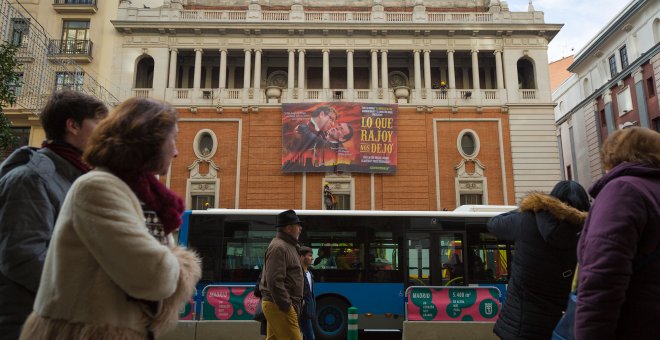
8, 73, 23, 97
61, 20, 90, 54
460, 194, 483, 205
608, 55, 617, 78
55, 72, 84, 91
619, 46, 629, 69
192, 195, 214, 210
599, 110, 607, 127
654, 118, 660, 133
566, 165, 573, 180
11, 18, 29, 46
323, 179, 352, 210
647, 78, 656, 97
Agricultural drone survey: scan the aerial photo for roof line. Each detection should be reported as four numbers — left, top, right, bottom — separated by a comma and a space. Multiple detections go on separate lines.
568, 0, 646, 72
556, 41, 660, 125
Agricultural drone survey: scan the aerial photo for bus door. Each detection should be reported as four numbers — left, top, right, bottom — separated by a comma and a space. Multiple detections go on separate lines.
406, 232, 465, 287
406, 233, 430, 286
437, 233, 465, 286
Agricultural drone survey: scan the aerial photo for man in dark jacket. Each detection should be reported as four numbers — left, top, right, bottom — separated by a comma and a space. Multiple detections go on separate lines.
299, 246, 316, 340
0, 91, 107, 340
260, 210, 304, 340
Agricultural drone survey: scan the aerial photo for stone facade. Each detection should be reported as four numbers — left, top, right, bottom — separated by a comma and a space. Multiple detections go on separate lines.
554, 0, 660, 190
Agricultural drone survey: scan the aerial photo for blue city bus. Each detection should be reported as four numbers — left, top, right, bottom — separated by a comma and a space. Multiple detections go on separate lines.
178, 206, 515, 339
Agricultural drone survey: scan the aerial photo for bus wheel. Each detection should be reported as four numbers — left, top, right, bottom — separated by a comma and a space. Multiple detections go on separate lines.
314, 296, 349, 340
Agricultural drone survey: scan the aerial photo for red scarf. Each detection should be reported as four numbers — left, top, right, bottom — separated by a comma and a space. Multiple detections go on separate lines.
41, 140, 90, 173
115, 172, 185, 235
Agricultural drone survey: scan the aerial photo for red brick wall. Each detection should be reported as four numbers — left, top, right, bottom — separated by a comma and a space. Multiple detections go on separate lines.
171, 106, 515, 211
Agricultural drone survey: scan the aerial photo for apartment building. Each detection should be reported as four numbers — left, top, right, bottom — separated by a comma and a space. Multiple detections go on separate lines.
554, 0, 660, 189
1, 0, 119, 152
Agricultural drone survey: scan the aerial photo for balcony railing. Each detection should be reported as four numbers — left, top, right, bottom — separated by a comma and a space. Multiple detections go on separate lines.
53, 0, 95, 4
162, 88, 520, 106
48, 39, 93, 58
160, 9, 494, 24
52, 0, 97, 13
520, 89, 537, 100
132, 88, 152, 98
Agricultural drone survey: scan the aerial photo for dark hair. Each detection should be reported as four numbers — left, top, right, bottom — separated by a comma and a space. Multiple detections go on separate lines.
39, 90, 108, 141
84, 97, 178, 174
299, 246, 313, 256
550, 180, 590, 212
341, 123, 354, 142
601, 127, 660, 170
311, 106, 335, 118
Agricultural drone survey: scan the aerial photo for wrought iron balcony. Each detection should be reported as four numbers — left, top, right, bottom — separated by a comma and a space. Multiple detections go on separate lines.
47, 39, 93, 63
52, 0, 97, 14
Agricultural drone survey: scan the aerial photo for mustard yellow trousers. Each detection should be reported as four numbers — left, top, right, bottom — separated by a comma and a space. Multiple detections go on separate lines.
262, 300, 302, 340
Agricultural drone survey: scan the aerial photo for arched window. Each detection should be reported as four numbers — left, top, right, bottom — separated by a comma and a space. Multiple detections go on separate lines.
517, 58, 536, 89
135, 56, 154, 88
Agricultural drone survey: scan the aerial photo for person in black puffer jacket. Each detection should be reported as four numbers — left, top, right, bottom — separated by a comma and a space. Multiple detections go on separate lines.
487, 180, 590, 340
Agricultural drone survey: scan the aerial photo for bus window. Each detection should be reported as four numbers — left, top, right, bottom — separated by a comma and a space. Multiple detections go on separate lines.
467, 233, 510, 283
307, 231, 364, 282
221, 224, 272, 282
439, 234, 464, 286
368, 232, 401, 283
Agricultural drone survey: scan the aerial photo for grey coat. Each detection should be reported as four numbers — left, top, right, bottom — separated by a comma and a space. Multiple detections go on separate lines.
0, 146, 84, 340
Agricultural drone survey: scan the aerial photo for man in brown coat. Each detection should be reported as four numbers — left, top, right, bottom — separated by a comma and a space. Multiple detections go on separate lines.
260, 210, 304, 340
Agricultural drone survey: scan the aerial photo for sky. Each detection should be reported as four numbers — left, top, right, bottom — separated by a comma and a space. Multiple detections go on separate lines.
508, 0, 630, 62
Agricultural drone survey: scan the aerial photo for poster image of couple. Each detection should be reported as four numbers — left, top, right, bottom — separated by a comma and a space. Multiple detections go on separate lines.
282, 102, 397, 173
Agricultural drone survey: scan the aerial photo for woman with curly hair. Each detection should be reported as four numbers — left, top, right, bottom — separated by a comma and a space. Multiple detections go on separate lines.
20, 97, 201, 340
575, 127, 660, 339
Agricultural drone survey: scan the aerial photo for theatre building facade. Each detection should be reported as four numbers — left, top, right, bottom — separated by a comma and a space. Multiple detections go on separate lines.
110, 0, 561, 211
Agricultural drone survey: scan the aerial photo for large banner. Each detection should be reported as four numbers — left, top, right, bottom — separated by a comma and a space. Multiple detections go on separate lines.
282, 102, 398, 173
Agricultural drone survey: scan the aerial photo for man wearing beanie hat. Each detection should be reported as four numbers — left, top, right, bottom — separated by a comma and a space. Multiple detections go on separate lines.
260, 210, 304, 339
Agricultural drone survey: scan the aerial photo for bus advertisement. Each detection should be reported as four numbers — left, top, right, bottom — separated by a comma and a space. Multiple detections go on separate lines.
177, 207, 515, 339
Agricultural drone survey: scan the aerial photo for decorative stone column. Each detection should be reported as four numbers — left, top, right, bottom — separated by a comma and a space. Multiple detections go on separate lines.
193, 48, 203, 90
347, 49, 354, 90
381, 50, 389, 91
288, 49, 295, 92
298, 49, 305, 92
495, 49, 504, 90
371, 49, 379, 90
447, 50, 456, 89
322, 49, 330, 89
413, 49, 421, 97
243, 49, 252, 100
253, 49, 262, 91
168, 48, 177, 88
423, 49, 432, 96
471, 49, 480, 90
219, 49, 227, 89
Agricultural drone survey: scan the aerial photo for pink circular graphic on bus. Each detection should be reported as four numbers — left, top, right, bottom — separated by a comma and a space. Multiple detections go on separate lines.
244, 291, 260, 315
206, 287, 235, 320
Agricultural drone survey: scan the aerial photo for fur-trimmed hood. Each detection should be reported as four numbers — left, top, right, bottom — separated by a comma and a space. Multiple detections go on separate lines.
519, 192, 588, 245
